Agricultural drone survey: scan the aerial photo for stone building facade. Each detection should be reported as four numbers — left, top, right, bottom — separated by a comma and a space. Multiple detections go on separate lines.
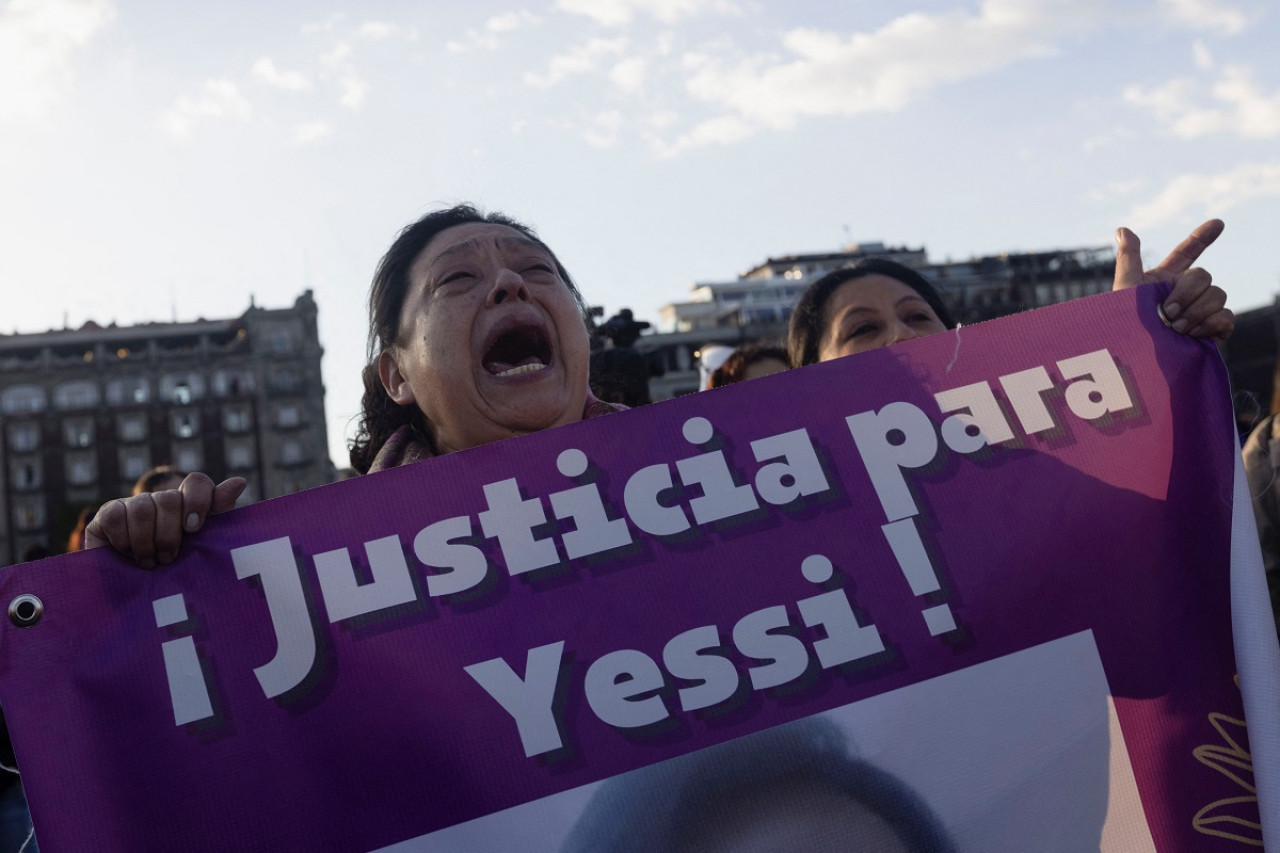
0, 291, 331, 565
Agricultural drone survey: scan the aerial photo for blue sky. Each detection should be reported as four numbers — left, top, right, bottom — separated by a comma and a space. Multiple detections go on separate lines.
2, 0, 1277, 467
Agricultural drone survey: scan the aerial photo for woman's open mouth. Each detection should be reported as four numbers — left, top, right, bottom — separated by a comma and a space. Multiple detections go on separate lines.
482, 322, 554, 378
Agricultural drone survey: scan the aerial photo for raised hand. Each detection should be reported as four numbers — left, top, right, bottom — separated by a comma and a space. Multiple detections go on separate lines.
1113, 219, 1233, 341
86, 474, 246, 568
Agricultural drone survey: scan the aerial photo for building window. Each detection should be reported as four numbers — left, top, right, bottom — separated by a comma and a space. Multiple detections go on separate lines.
227, 441, 254, 470
276, 403, 300, 429
7, 422, 39, 452
53, 380, 101, 410
120, 448, 149, 481
14, 501, 45, 532
270, 367, 301, 392
160, 373, 205, 404
1, 385, 46, 415
11, 460, 41, 491
63, 418, 94, 448
271, 327, 296, 354
106, 377, 150, 405
66, 453, 97, 486
175, 446, 202, 473
172, 410, 199, 439
213, 369, 255, 396
118, 414, 147, 443
224, 405, 252, 433
280, 440, 305, 465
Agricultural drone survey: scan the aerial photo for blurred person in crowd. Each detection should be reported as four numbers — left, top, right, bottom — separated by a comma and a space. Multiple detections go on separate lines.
64, 506, 98, 553
132, 465, 187, 496
1241, 358, 1280, 638
698, 344, 734, 390
591, 308, 663, 407
707, 343, 790, 389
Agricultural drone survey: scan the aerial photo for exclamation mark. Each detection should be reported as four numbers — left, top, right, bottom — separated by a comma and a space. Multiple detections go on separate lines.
881, 519, 957, 636
154, 594, 215, 725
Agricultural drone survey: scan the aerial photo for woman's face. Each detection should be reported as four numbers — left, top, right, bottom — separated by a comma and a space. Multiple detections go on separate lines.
816, 274, 947, 362
379, 222, 591, 454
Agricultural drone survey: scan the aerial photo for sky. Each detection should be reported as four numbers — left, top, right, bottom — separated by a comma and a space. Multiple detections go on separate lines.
2, 0, 1278, 469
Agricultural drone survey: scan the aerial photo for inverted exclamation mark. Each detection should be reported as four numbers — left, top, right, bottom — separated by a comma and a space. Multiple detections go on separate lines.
881, 519, 957, 637
154, 594, 215, 725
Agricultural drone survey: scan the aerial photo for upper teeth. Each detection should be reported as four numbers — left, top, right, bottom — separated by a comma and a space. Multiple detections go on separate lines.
496, 362, 547, 377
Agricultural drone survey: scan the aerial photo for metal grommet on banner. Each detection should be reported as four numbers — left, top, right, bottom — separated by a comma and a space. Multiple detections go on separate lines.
8, 594, 43, 628
1157, 302, 1175, 329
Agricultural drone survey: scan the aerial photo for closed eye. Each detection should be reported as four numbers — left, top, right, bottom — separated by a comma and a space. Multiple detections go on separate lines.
848, 323, 879, 338
439, 270, 474, 286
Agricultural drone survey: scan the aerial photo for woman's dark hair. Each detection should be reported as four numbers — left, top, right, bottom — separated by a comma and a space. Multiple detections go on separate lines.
560, 715, 954, 853
708, 342, 790, 389
132, 465, 188, 496
787, 258, 956, 368
348, 204, 589, 474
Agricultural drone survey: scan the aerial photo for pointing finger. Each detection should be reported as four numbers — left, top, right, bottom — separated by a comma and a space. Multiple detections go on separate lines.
1148, 219, 1224, 278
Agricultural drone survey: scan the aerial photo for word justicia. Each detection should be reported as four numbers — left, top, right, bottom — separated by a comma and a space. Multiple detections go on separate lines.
153, 349, 1134, 755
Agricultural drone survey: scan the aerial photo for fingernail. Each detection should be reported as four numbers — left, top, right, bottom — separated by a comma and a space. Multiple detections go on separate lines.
185, 513, 199, 531
140, 558, 156, 570
1173, 318, 1189, 333
1163, 301, 1182, 320
157, 552, 174, 565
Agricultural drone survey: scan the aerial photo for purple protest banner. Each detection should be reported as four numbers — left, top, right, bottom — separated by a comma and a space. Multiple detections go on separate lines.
0, 284, 1276, 851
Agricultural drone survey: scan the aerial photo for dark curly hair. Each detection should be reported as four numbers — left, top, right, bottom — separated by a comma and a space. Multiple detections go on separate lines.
787, 258, 955, 368
708, 342, 790, 389
348, 204, 590, 473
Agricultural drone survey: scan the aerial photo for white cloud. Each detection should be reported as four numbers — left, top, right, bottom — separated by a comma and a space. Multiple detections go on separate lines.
1191, 39, 1213, 70
0, 0, 114, 122
1125, 65, 1280, 139
657, 0, 1103, 151
294, 120, 332, 144
524, 37, 628, 88
447, 30, 497, 52
556, 0, 739, 27
1158, 0, 1248, 36
449, 10, 540, 52
1087, 179, 1146, 202
609, 57, 647, 92
358, 21, 417, 41
650, 113, 754, 157
1081, 126, 1135, 152
320, 42, 352, 67
486, 10, 538, 32
158, 79, 251, 138
646, 109, 678, 129
583, 110, 623, 147
339, 75, 368, 109
302, 13, 344, 34
1126, 161, 1280, 228
252, 57, 311, 92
